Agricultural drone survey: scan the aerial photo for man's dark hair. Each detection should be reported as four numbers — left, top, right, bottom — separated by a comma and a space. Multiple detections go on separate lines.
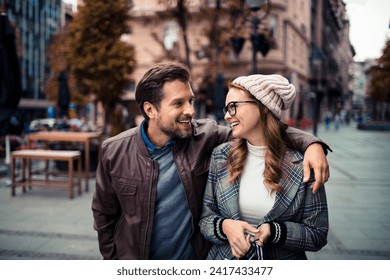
135, 62, 191, 120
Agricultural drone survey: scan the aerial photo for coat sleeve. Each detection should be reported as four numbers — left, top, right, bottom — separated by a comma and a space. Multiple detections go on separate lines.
286, 126, 332, 154
91, 143, 121, 259
282, 179, 329, 252
199, 149, 229, 245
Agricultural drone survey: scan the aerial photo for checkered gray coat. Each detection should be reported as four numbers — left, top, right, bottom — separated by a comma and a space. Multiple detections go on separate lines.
199, 142, 329, 260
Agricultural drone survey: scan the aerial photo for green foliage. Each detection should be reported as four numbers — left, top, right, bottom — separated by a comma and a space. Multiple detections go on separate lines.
67, 0, 136, 105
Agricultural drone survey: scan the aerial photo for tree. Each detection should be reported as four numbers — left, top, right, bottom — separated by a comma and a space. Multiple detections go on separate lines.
157, 0, 246, 71
155, 0, 248, 117
67, 0, 136, 136
45, 28, 86, 112
151, 1, 275, 118
368, 38, 390, 120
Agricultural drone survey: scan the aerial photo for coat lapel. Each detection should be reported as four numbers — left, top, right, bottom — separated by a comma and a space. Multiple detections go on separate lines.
262, 150, 304, 222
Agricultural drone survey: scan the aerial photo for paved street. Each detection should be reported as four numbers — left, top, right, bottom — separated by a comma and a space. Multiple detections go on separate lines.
0, 122, 389, 260
307, 123, 390, 260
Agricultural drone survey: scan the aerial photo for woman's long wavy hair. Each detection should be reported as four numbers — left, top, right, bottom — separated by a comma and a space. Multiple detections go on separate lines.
227, 84, 297, 192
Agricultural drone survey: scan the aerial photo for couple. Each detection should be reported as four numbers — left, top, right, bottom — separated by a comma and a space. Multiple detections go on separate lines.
92, 62, 329, 260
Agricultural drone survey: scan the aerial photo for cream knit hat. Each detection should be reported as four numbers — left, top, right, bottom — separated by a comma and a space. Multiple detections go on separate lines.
232, 74, 296, 119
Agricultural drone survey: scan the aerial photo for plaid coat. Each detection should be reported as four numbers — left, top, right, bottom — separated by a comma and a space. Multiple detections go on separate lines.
199, 142, 329, 260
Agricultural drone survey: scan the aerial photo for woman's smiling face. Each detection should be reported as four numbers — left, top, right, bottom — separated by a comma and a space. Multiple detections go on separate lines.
224, 86, 265, 146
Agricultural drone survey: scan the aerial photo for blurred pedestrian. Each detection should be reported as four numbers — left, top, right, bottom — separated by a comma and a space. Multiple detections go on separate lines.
334, 113, 341, 131
345, 111, 351, 126
199, 74, 328, 260
92, 62, 331, 260
324, 111, 331, 130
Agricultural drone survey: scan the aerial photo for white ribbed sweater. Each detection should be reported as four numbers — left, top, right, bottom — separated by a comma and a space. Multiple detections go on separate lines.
239, 141, 275, 226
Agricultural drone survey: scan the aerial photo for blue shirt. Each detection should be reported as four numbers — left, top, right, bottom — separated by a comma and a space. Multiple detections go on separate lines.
141, 122, 195, 259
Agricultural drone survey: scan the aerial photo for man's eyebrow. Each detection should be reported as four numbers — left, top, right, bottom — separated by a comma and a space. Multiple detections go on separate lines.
170, 96, 194, 104
170, 97, 184, 104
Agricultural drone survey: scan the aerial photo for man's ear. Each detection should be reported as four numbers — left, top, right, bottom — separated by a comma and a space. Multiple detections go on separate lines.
143, 102, 157, 120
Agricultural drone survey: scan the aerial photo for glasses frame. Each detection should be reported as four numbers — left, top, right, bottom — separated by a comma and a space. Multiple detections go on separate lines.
223, 100, 257, 116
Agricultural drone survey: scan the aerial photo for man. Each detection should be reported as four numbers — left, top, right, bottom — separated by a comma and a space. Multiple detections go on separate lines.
92, 62, 331, 260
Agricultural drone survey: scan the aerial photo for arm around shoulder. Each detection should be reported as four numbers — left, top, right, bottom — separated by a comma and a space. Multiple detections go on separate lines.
286, 126, 331, 192
286, 126, 332, 155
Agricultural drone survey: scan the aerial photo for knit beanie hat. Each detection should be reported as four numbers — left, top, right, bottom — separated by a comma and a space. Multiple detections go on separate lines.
232, 74, 296, 119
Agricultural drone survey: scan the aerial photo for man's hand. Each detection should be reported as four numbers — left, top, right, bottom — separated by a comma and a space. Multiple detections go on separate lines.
303, 143, 330, 193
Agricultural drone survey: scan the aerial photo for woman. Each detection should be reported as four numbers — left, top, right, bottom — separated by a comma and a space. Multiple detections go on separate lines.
199, 74, 328, 260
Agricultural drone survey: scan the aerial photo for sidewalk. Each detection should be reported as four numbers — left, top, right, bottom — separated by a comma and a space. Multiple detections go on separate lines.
0, 122, 389, 260
0, 173, 101, 259
306, 123, 390, 260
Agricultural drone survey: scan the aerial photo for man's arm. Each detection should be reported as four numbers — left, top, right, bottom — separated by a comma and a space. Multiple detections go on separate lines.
286, 126, 332, 154
303, 143, 330, 193
92, 145, 120, 259
286, 126, 332, 193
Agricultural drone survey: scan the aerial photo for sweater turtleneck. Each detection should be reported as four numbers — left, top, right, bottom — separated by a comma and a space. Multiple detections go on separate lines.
239, 141, 275, 226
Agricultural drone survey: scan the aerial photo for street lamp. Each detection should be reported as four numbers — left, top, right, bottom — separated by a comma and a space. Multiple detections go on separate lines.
230, 0, 272, 74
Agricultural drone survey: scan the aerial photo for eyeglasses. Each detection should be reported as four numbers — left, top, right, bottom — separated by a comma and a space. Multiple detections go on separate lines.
223, 101, 257, 116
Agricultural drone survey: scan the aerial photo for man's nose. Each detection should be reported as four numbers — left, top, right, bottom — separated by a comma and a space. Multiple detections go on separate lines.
184, 103, 195, 116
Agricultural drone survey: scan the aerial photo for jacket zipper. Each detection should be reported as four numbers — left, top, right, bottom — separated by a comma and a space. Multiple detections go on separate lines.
143, 159, 154, 259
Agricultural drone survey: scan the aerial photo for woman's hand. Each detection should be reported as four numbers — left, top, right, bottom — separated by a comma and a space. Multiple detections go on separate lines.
253, 223, 271, 246
222, 219, 258, 258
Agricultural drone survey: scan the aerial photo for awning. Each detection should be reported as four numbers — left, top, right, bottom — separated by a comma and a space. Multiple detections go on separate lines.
18, 98, 56, 109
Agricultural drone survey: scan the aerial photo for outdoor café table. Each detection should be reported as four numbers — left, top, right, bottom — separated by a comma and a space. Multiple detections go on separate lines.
26, 131, 102, 192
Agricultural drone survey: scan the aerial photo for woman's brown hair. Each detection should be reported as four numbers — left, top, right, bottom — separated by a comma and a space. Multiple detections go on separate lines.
227, 83, 296, 192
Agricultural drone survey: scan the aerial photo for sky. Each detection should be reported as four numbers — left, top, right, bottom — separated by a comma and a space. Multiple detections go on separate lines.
344, 0, 390, 61
63, 0, 389, 61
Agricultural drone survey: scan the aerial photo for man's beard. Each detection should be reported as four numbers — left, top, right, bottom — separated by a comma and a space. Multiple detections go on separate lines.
157, 118, 192, 140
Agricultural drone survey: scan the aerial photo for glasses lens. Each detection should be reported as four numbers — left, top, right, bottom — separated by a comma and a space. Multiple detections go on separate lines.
223, 102, 236, 116
228, 103, 236, 116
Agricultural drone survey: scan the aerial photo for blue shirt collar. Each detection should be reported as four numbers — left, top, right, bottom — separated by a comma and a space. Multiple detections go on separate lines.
141, 121, 175, 152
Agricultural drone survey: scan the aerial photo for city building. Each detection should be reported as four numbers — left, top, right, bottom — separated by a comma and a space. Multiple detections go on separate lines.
122, 0, 355, 127
125, 0, 314, 124
3, 0, 355, 130
309, 0, 355, 129
351, 60, 368, 117
1, 0, 72, 122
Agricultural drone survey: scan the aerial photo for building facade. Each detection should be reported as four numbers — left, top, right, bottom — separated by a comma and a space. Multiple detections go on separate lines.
1, 0, 74, 122
125, 0, 313, 123
309, 0, 355, 126
4, 0, 354, 128
2, 0, 64, 99
123, 0, 354, 126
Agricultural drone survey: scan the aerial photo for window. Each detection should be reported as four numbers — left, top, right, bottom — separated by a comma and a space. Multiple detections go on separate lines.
163, 21, 179, 51
269, 15, 277, 39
